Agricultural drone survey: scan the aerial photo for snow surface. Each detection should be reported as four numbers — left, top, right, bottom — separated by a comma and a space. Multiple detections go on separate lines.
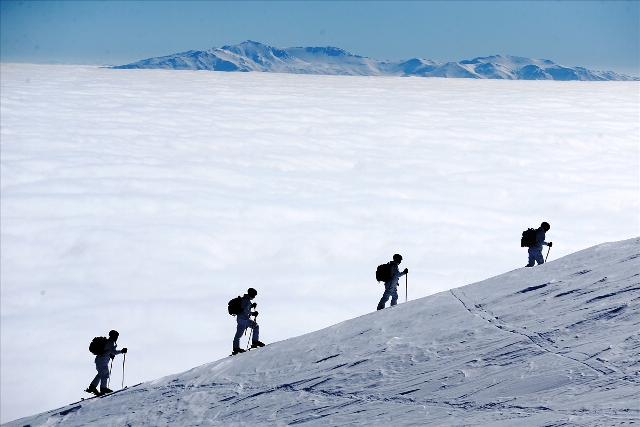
1, 64, 638, 423
113, 40, 640, 81
5, 238, 639, 426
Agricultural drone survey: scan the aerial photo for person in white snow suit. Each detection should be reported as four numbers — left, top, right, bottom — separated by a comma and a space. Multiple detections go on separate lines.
86, 330, 127, 396
377, 254, 408, 310
233, 288, 264, 354
526, 222, 553, 267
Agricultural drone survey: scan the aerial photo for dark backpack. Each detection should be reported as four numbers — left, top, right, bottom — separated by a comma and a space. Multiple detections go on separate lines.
521, 228, 537, 248
228, 296, 243, 316
89, 336, 107, 355
376, 262, 393, 282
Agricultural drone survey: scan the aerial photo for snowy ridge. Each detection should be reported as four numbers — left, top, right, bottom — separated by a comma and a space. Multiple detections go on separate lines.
7, 238, 639, 426
112, 40, 639, 81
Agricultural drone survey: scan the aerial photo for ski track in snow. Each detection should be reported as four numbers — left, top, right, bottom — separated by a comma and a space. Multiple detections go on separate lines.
6, 238, 640, 426
1, 65, 638, 425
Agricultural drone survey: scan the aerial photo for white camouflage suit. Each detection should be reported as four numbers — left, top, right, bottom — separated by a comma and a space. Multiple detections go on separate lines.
90, 339, 123, 389
233, 294, 259, 349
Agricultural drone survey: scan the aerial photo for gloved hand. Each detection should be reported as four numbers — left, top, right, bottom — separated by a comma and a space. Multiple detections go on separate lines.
121, 348, 128, 354
253, 311, 259, 317
548, 242, 553, 247
403, 268, 408, 274
251, 303, 257, 308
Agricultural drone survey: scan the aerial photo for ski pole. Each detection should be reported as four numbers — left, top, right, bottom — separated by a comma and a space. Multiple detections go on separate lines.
246, 326, 253, 350
405, 273, 408, 303
122, 353, 126, 389
246, 314, 257, 350
545, 246, 551, 262
107, 358, 113, 388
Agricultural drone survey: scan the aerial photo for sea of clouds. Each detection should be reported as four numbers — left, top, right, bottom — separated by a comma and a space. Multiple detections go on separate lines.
1, 64, 637, 423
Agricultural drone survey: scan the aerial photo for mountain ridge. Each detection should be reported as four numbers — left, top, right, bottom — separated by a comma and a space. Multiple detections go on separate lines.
112, 40, 639, 81
6, 237, 639, 426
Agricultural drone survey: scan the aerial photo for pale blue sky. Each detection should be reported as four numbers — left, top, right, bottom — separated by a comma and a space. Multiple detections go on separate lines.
1, 1, 638, 76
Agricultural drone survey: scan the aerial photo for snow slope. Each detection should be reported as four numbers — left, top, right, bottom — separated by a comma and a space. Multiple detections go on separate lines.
113, 40, 640, 81
6, 237, 639, 426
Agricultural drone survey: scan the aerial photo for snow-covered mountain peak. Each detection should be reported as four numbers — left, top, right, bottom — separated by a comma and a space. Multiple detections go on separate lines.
222, 40, 288, 57
302, 46, 361, 58
462, 54, 555, 67
8, 237, 639, 426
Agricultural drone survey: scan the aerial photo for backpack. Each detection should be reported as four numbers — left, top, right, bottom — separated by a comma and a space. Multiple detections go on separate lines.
521, 228, 537, 248
376, 262, 393, 282
228, 296, 243, 316
89, 336, 108, 355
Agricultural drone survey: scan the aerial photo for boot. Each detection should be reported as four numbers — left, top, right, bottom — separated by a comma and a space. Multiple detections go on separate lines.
251, 340, 265, 348
100, 387, 113, 395
85, 384, 100, 396
232, 348, 246, 355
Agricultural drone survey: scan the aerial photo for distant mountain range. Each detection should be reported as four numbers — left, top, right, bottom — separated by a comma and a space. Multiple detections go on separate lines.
113, 40, 638, 81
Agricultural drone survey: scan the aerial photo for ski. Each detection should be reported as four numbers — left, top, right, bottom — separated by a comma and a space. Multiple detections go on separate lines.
229, 343, 266, 356
71, 383, 142, 405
